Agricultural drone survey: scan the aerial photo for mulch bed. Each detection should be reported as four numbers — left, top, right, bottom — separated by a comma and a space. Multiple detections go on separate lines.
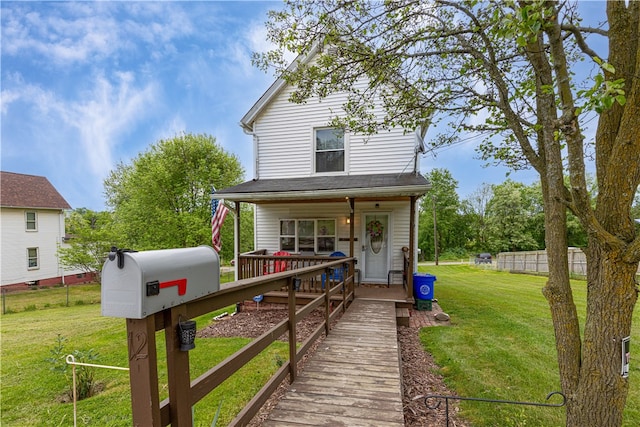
198, 307, 468, 426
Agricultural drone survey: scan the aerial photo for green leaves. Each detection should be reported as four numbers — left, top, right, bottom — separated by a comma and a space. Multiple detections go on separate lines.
103, 133, 244, 260
576, 59, 626, 114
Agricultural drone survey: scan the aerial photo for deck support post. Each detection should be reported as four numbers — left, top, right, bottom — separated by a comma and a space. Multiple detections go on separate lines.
288, 277, 297, 383
324, 267, 331, 336
165, 306, 193, 426
127, 316, 161, 427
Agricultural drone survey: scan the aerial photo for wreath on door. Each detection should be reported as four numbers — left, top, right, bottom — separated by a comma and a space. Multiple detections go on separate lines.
367, 219, 384, 254
367, 219, 384, 238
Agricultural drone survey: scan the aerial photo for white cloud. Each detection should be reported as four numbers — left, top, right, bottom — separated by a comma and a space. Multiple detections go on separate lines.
3, 71, 158, 179
63, 72, 159, 177
1, 2, 196, 67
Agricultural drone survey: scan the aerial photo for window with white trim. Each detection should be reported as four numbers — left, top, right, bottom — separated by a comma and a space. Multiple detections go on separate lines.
25, 211, 37, 231
27, 247, 39, 269
279, 219, 336, 253
315, 128, 344, 173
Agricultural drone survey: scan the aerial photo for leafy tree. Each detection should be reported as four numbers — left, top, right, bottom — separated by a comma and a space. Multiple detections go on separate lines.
485, 180, 539, 253
463, 183, 493, 252
419, 169, 469, 261
257, 1, 640, 424
57, 209, 118, 281
104, 133, 244, 262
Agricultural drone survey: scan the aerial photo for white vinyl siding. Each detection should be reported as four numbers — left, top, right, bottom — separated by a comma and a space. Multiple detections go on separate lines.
253, 80, 416, 180
1, 208, 82, 286
256, 203, 351, 255
255, 200, 413, 277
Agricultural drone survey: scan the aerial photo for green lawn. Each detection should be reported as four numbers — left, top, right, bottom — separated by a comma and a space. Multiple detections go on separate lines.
4, 268, 639, 426
418, 264, 640, 427
0, 282, 287, 426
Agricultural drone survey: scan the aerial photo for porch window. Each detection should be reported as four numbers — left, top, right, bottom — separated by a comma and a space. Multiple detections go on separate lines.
27, 247, 39, 269
279, 219, 336, 253
315, 128, 344, 173
26, 211, 37, 231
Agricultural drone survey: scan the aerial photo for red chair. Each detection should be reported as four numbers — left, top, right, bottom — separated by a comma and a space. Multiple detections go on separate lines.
273, 250, 291, 273
264, 251, 291, 275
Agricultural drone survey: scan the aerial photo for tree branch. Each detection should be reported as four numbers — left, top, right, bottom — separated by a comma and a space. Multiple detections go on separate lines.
561, 24, 605, 62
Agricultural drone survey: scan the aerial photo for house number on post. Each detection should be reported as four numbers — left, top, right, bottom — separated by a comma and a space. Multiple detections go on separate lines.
622, 336, 630, 378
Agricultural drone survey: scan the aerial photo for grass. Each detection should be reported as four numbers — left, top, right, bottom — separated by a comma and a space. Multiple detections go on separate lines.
5, 267, 639, 425
1, 277, 287, 426
1, 284, 102, 313
418, 264, 640, 427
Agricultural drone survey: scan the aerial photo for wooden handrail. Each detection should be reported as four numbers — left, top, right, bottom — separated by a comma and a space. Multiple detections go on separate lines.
126, 258, 355, 427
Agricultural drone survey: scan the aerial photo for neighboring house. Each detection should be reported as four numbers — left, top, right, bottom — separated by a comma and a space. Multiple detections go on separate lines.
0, 171, 89, 288
216, 50, 430, 298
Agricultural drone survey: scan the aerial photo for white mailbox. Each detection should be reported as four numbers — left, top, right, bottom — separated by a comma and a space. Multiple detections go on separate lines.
101, 246, 220, 319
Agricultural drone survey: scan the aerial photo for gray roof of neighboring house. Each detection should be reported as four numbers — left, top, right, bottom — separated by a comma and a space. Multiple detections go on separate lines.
214, 173, 430, 202
0, 171, 71, 210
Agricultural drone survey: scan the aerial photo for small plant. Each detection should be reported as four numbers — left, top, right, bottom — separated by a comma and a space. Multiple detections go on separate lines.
46, 334, 100, 401
274, 354, 285, 368
24, 304, 37, 312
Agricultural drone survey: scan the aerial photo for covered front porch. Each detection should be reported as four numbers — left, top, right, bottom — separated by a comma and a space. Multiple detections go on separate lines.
237, 250, 411, 304
215, 173, 430, 304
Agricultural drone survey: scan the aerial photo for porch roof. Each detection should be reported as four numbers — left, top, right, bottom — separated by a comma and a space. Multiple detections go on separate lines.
214, 173, 430, 203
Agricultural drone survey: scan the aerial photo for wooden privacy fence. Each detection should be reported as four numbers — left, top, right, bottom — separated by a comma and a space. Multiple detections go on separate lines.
497, 248, 640, 276
125, 258, 355, 427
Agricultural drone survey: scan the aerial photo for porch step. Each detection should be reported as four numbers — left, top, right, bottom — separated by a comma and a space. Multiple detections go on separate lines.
396, 307, 410, 327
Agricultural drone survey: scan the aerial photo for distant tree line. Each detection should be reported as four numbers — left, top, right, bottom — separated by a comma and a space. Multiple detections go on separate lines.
419, 168, 640, 261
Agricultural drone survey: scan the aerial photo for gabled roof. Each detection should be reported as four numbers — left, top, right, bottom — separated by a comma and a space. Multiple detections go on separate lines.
240, 45, 321, 132
214, 173, 430, 203
0, 171, 71, 210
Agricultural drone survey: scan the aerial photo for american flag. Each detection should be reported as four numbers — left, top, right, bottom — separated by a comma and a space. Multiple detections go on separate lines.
211, 189, 229, 252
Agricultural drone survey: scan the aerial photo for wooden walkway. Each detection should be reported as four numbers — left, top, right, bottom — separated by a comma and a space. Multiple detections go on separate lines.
263, 299, 404, 426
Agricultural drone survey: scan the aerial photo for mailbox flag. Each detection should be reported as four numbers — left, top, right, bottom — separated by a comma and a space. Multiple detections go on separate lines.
211, 202, 229, 252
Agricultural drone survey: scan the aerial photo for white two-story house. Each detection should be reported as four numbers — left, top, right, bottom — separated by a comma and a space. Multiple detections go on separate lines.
216, 52, 430, 299
0, 171, 89, 288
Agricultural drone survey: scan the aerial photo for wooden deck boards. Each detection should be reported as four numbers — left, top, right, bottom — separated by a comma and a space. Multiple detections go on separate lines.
262, 299, 404, 426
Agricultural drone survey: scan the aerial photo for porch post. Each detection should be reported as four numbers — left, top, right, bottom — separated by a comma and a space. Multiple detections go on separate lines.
348, 197, 355, 257
235, 201, 241, 281
408, 196, 416, 299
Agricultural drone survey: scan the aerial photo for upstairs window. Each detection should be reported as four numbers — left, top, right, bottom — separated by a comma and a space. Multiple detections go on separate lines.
27, 247, 39, 269
25, 211, 37, 231
315, 128, 344, 173
279, 219, 336, 253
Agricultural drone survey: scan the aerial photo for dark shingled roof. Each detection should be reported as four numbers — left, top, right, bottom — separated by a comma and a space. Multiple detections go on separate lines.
215, 173, 430, 202
1, 171, 71, 210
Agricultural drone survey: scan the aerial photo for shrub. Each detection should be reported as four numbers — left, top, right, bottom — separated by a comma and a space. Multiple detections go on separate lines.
45, 334, 100, 401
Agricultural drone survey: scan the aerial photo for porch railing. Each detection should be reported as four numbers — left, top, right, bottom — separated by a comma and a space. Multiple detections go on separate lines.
238, 251, 353, 293
126, 258, 355, 426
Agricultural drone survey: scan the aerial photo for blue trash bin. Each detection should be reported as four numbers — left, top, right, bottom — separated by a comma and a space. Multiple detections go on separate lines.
413, 273, 436, 300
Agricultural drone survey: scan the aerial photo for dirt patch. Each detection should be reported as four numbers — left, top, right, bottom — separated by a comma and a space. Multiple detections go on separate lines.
199, 307, 468, 426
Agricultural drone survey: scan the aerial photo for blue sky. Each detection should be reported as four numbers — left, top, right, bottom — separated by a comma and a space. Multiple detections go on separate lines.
1, 1, 604, 211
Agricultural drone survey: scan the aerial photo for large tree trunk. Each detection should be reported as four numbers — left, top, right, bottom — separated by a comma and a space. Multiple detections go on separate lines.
542, 2, 640, 425
570, 242, 638, 426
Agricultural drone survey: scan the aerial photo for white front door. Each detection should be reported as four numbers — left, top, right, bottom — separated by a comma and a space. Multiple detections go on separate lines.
362, 213, 390, 283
